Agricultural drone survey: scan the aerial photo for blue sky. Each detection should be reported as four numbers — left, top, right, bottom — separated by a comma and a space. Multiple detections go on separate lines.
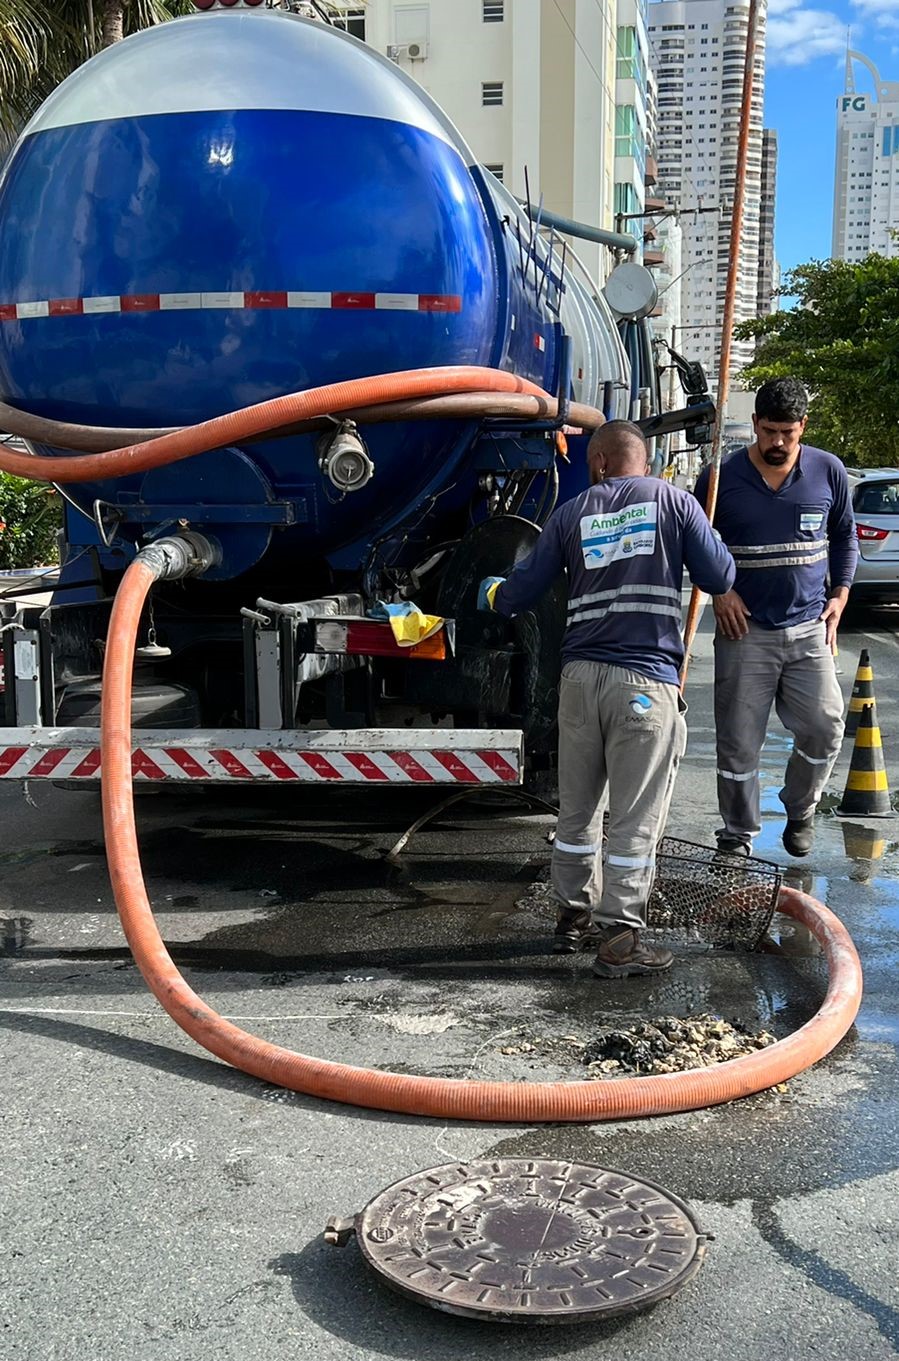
765, 0, 898, 277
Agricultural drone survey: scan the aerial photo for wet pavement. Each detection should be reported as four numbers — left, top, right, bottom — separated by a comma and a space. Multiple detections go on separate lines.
0, 606, 897, 1359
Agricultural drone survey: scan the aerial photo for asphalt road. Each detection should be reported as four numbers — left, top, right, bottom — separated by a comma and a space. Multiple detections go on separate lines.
1, 605, 898, 1360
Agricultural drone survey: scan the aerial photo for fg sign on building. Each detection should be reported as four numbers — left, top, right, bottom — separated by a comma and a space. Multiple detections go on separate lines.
840, 95, 868, 111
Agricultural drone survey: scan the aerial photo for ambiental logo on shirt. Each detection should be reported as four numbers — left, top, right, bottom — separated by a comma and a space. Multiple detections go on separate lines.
579, 501, 658, 570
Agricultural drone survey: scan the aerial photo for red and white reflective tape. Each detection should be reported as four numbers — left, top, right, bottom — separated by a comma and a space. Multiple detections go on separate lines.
0, 740, 520, 784
0, 291, 463, 322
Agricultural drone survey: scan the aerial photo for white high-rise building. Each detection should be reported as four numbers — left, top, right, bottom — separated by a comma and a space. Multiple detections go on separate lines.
832, 51, 899, 263
647, 0, 768, 386
328, 1, 620, 277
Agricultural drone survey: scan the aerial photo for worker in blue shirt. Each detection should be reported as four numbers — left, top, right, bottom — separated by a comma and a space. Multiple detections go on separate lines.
479, 420, 735, 978
693, 377, 858, 859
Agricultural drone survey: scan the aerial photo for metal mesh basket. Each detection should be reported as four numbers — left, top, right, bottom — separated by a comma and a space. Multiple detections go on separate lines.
647, 837, 781, 949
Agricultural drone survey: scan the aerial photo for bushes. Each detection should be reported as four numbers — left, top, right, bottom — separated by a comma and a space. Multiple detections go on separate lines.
0, 471, 62, 570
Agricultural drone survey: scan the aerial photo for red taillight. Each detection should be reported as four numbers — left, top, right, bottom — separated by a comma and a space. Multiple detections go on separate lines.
314, 620, 448, 661
856, 523, 890, 541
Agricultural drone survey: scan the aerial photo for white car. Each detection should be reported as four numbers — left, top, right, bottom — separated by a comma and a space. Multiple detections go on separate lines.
851, 469, 899, 604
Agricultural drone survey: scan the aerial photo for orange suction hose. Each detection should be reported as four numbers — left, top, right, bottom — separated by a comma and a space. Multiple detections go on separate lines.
0, 366, 556, 483
101, 546, 863, 1121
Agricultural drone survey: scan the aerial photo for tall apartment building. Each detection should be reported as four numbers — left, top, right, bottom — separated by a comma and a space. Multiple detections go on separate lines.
757, 127, 777, 314
832, 50, 899, 263
328, 1, 618, 276
325, 1, 674, 281
647, 0, 769, 385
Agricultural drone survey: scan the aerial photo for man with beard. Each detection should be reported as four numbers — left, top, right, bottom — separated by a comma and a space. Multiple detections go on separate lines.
694, 377, 858, 860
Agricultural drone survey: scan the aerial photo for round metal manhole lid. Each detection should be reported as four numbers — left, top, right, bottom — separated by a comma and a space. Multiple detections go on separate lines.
356, 1158, 707, 1324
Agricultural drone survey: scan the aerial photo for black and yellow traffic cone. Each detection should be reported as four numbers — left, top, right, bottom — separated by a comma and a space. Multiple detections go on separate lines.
845, 648, 875, 738
836, 702, 893, 818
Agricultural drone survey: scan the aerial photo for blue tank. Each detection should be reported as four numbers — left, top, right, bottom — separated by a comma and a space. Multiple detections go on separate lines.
0, 7, 629, 578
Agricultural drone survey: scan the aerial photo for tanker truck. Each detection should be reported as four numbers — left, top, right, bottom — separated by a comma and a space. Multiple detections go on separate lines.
0, 1, 712, 794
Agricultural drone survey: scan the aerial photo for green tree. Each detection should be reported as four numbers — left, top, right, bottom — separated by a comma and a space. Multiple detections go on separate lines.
735, 254, 899, 468
0, 472, 61, 570
0, 0, 194, 137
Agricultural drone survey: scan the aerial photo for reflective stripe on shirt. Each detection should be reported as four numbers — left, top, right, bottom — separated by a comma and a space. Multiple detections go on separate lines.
734, 548, 829, 570
730, 541, 827, 555
567, 582, 682, 613
569, 600, 683, 626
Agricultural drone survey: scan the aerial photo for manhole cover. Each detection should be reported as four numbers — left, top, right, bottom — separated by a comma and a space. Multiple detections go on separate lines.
353, 1158, 708, 1323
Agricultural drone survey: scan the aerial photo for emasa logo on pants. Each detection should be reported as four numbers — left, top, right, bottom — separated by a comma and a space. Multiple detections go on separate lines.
628, 693, 653, 716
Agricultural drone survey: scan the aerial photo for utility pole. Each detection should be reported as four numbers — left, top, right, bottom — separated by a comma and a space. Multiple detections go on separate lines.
681, 0, 761, 688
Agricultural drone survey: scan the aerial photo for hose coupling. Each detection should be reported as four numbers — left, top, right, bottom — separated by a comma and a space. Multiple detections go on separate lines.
135, 531, 221, 582
317, 421, 375, 493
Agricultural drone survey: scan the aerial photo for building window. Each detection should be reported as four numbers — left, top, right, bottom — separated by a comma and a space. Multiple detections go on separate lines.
614, 104, 646, 171
615, 182, 641, 215
482, 81, 504, 106
333, 7, 365, 40
484, 163, 504, 181
482, 0, 504, 20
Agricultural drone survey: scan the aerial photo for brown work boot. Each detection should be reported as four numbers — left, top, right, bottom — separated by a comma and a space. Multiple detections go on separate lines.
553, 906, 596, 954
591, 926, 673, 978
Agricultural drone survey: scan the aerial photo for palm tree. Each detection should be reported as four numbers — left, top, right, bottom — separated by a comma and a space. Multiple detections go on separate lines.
0, 0, 194, 138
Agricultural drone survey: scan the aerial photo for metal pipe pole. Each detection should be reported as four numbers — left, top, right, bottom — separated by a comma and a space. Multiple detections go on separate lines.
519, 202, 639, 255
680, 0, 760, 689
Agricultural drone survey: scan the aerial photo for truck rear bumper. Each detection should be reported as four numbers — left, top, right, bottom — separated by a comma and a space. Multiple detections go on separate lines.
0, 727, 523, 785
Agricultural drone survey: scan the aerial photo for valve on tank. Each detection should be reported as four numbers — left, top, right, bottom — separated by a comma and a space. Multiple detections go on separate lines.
317, 421, 375, 494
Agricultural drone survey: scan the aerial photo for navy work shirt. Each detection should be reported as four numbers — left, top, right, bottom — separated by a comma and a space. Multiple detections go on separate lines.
493, 476, 735, 685
693, 446, 858, 629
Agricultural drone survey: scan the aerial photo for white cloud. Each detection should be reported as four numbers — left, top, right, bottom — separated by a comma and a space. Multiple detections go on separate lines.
767, 6, 848, 65
852, 0, 899, 31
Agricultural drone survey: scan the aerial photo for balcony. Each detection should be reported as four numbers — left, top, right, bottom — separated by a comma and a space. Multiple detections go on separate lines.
644, 194, 668, 212
643, 248, 666, 266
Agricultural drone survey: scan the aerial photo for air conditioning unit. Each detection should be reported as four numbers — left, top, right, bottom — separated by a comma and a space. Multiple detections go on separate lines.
386, 41, 429, 61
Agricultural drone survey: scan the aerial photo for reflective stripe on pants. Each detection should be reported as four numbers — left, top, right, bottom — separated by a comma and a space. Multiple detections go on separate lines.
551, 661, 687, 929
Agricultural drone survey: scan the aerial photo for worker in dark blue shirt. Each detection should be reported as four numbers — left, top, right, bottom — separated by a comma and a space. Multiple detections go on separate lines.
693, 377, 858, 859
479, 420, 734, 978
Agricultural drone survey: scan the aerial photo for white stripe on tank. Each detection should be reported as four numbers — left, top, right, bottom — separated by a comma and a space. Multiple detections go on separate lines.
17, 10, 460, 147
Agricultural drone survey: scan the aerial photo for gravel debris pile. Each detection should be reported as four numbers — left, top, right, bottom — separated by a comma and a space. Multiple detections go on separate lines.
499, 1013, 777, 1078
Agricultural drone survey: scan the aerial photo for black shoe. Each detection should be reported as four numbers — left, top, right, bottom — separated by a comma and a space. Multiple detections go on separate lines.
591, 927, 673, 978
715, 835, 751, 860
783, 816, 815, 857
553, 907, 595, 953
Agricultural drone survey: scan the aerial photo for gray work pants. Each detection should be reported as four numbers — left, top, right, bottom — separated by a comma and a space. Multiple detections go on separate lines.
714, 618, 844, 844
551, 661, 687, 930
